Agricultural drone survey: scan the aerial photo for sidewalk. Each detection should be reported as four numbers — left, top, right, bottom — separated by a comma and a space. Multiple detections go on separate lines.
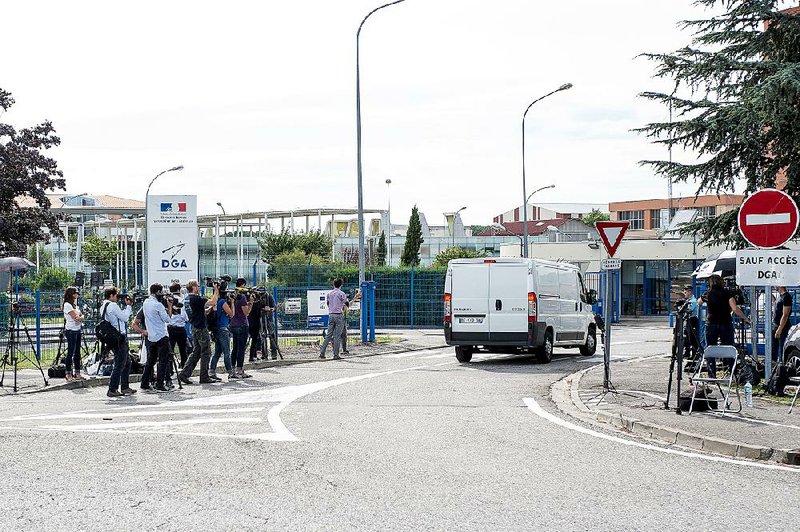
559, 353, 800, 465
0, 329, 447, 396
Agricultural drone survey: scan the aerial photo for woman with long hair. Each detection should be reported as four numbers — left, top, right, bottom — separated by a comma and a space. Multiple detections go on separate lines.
62, 286, 85, 382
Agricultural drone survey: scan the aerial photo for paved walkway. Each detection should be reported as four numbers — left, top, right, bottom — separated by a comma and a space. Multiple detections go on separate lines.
0, 329, 447, 395
565, 332, 800, 464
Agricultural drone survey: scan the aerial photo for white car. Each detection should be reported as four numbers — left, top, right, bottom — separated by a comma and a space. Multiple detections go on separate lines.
444, 258, 598, 363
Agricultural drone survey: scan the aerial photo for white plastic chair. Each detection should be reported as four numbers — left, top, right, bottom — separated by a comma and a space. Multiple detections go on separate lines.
689, 345, 741, 416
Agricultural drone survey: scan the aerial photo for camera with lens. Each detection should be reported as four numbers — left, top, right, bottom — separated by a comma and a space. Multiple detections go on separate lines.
674, 298, 691, 315
154, 289, 183, 310
205, 274, 232, 293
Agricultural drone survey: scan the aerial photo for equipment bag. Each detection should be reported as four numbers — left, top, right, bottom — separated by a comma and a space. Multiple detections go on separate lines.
95, 302, 123, 346
766, 364, 790, 396
47, 364, 67, 379
679, 387, 718, 412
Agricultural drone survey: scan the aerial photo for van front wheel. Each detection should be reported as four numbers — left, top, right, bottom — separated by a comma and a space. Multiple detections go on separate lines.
579, 328, 597, 356
535, 331, 553, 363
455, 346, 473, 363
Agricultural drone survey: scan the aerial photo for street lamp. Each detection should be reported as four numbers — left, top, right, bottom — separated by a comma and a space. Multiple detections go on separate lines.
522, 83, 572, 258
451, 206, 467, 248
56, 192, 88, 268
385, 179, 392, 266
217, 202, 227, 275
143, 165, 184, 286
527, 184, 555, 204
356, 0, 407, 286
491, 223, 524, 257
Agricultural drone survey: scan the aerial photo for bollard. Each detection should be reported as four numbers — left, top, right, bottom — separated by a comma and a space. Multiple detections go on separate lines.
361, 281, 368, 343
368, 281, 377, 343
35, 290, 41, 361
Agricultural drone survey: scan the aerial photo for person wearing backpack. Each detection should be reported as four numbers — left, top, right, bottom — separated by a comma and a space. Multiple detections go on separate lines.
100, 287, 134, 397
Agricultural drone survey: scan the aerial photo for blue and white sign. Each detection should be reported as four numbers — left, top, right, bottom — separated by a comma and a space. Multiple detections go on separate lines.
307, 290, 330, 328
147, 195, 198, 286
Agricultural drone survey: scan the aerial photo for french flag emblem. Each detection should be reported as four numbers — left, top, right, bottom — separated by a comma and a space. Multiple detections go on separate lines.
178, 203, 187, 212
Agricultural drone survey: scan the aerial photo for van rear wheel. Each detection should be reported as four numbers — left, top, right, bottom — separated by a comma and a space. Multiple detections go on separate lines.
535, 331, 553, 364
455, 346, 473, 363
579, 328, 597, 356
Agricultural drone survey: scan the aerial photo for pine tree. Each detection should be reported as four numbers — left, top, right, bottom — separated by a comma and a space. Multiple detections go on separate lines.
375, 231, 387, 266
401, 205, 424, 266
637, 1, 800, 247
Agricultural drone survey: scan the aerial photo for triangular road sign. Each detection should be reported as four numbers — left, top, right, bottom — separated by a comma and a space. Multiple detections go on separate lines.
595, 221, 629, 258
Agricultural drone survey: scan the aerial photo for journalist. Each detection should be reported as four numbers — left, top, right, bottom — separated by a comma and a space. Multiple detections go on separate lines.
100, 287, 135, 397
249, 290, 277, 361
141, 283, 173, 392
773, 286, 792, 363
62, 286, 85, 382
681, 286, 700, 360
320, 278, 348, 360
231, 278, 253, 378
178, 279, 220, 385
698, 275, 750, 377
168, 283, 189, 368
210, 289, 235, 380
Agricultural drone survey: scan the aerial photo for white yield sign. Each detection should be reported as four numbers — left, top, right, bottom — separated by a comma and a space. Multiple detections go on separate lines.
735, 249, 800, 286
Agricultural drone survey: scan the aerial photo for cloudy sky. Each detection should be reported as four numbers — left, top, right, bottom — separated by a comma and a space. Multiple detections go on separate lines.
4, 0, 785, 227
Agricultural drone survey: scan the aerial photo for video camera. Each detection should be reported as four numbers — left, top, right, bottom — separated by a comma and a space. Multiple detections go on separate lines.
205, 274, 232, 293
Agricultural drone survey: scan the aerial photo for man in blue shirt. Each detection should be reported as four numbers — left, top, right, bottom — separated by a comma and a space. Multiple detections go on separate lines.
141, 283, 173, 392
210, 291, 235, 380
101, 287, 134, 398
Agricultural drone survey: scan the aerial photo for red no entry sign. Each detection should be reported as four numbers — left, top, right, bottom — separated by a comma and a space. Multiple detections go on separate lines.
738, 188, 799, 249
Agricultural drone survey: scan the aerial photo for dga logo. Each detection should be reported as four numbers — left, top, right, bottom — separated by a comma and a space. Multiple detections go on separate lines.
162, 258, 188, 269
160, 202, 187, 212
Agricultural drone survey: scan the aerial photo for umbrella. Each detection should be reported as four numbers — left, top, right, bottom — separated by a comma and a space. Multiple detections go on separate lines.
692, 250, 737, 279
0, 257, 35, 273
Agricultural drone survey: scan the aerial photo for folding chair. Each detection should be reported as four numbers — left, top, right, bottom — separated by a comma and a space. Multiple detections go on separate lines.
689, 345, 742, 416
789, 376, 800, 414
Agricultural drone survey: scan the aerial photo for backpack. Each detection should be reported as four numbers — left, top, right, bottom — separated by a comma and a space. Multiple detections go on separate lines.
95, 302, 123, 346
207, 303, 219, 335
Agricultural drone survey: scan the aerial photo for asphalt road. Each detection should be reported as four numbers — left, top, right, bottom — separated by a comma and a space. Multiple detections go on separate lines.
0, 331, 797, 531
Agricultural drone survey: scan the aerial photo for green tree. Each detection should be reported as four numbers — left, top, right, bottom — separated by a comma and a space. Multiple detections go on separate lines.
26, 243, 53, 268
29, 266, 72, 291
470, 225, 491, 236
257, 229, 333, 263
295, 230, 333, 261
582, 209, 610, 226
375, 231, 387, 266
637, 1, 800, 247
82, 235, 119, 272
433, 247, 487, 268
401, 205, 424, 267
0, 88, 66, 256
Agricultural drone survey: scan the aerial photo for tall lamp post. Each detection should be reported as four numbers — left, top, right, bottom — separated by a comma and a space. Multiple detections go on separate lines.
385, 178, 392, 265
143, 165, 184, 286
356, 0, 407, 286
217, 202, 227, 275
56, 192, 88, 268
522, 83, 572, 258
451, 206, 467, 248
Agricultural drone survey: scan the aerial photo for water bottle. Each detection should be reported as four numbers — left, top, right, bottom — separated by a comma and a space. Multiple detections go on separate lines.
744, 381, 753, 407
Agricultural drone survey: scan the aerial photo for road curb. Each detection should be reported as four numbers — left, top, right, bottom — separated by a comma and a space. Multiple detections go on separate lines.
552, 360, 800, 466
12, 341, 449, 396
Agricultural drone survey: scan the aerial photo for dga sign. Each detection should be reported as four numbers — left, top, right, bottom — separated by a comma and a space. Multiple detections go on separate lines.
738, 189, 799, 249
307, 290, 329, 328
147, 195, 198, 286
735, 249, 800, 287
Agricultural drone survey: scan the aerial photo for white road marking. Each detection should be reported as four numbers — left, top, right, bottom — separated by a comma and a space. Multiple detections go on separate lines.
522, 397, 799, 473
387, 349, 446, 358
41, 417, 263, 431
0, 407, 264, 422
746, 213, 791, 226
420, 353, 454, 359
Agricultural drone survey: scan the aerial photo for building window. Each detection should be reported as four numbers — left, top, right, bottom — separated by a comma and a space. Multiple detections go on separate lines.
619, 210, 644, 230
650, 209, 661, 230
697, 206, 716, 219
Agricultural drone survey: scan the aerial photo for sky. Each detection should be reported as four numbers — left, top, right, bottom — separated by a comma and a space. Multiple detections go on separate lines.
3, 0, 791, 228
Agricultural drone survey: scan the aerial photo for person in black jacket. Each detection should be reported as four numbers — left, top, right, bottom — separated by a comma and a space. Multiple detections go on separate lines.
772, 286, 793, 363
698, 275, 750, 376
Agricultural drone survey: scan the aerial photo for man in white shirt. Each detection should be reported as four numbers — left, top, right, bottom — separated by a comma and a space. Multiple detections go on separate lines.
141, 283, 173, 392
101, 287, 134, 397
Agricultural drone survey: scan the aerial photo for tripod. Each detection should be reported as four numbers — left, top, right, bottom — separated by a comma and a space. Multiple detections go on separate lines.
664, 302, 692, 414
0, 303, 49, 392
260, 311, 282, 360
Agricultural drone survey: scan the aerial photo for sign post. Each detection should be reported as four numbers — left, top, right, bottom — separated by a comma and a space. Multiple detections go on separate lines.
736, 189, 800, 379
146, 195, 198, 287
595, 221, 629, 393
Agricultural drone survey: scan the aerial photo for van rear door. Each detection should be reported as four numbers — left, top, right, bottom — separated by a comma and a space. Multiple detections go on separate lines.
489, 261, 529, 342
451, 262, 490, 335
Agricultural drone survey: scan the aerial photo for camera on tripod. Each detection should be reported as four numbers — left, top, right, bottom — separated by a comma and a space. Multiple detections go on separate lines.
674, 298, 691, 315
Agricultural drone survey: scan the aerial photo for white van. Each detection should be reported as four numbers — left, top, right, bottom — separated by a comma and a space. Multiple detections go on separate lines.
444, 258, 597, 363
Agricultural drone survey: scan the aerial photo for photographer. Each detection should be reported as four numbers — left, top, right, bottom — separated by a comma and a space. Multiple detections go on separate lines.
248, 290, 272, 362
698, 275, 750, 377
62, 286, 84, 382
168, 283, 189, 368
231, 278, 253, 378
140, 283, 173, 392
210, 286, 235, 380
101, 287, 135, 397
681, 286, 700, 360
178, 279, 219, 385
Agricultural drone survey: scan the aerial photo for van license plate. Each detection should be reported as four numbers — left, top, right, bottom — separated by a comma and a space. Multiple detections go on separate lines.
459, 317, 483, 324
